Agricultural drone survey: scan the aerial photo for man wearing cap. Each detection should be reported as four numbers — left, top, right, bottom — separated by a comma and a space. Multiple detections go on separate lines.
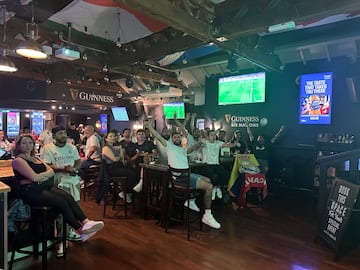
42, 125, 83, 250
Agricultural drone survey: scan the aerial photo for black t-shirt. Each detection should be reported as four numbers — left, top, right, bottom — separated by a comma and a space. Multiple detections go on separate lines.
134, 140, 156, 165
251, 140, 271, 160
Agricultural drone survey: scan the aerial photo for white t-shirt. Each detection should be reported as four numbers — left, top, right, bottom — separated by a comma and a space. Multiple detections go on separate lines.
155, 138, 168, 165
167, 140, 189, 169
38, 129, 53, 152
85, 134, 101, 161
42, 143, 81, 201
202, 140, 224, 165
186, 134, 201, 162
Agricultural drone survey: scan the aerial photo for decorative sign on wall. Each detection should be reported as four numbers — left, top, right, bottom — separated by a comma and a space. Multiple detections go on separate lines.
224, 114, 261, 128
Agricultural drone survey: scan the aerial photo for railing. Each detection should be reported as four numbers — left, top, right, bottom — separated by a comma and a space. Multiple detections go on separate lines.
316, 149, 360, 215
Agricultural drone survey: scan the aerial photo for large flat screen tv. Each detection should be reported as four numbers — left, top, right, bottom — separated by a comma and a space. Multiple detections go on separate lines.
299, 72, 333, 125
218, 72, 266, 105
163, 102, 185, 119
111, 107, 129, 121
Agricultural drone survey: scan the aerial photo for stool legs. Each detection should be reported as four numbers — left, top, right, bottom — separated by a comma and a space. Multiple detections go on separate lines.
9, 207, 67, 270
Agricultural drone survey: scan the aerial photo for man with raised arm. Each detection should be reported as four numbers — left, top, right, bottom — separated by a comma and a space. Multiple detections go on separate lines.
144, 118, 221, 229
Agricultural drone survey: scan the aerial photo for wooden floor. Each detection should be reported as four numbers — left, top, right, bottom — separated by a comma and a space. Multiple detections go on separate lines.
11, 190, 360, 270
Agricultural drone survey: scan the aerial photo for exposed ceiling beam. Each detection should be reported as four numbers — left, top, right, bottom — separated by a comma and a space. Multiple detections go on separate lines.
218, 0, 360, 38
114, 0, 281, 71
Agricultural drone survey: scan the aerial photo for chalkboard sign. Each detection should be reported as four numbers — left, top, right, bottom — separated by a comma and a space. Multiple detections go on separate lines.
319, 179, 360, 256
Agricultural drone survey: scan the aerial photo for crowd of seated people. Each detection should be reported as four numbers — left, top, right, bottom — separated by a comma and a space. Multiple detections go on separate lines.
2, 110, 286, 261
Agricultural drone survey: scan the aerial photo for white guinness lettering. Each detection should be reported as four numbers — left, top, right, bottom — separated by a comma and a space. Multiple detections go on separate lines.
78, 92, 114, 103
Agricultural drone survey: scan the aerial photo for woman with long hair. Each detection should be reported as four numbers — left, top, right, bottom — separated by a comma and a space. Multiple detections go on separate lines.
12, 134, 104, 242
101, 131, 137, 203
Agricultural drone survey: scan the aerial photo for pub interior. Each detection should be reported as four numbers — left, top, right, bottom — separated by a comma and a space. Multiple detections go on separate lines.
1, 1, 360, 269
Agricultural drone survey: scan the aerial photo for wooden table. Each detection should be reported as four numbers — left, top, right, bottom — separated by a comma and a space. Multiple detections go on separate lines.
0, 160, 13, 270
0, 181, 11, 270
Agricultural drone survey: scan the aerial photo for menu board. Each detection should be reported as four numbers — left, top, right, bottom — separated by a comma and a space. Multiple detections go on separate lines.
319, 179, 360, 253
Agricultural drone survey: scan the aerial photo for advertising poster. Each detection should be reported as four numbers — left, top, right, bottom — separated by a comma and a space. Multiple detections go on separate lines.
7, 111, 20, 137
100, 114, 108, 134
299, 72, 333, 125
31, 112, 44, 135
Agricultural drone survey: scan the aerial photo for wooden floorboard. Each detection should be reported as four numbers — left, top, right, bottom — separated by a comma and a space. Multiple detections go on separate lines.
10, 191, 360, 270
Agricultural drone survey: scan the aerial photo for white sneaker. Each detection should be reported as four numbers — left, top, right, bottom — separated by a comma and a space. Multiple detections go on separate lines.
216, 187, 223, 199
56, 242, 64, 257
81, 220, 104, 234
202, 213, 221, 229
80, 231, 97, 242
133, 179, 143, 193
126, 193, 133, 203
211, 188, 216, 201
56, 241, 69, 258
184, 199, 200, 212
118, 191, 125, 200
67, 229, 82, 242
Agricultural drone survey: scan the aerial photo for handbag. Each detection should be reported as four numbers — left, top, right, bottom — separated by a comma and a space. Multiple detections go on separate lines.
8, 198, 32, 232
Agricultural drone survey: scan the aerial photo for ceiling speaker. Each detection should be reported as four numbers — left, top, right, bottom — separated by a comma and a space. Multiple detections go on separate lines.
125, 77, 133, 88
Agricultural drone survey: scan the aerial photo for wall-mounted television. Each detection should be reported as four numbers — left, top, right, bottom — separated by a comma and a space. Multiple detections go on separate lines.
163, 102, 185, 119
111, 107, 129, 121
299, 72, 333, 125
218, 72, 266, 105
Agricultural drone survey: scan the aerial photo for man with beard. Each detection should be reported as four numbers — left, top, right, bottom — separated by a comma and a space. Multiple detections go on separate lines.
144, 119, 221, 229
42, 125, 83, 255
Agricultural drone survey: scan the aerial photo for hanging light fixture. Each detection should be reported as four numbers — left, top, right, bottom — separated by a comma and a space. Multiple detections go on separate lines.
15, 1, 47, 59
0, 5, 17, 72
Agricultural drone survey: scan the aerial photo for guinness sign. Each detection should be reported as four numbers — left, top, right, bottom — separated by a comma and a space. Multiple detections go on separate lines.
47, 84, 117, 106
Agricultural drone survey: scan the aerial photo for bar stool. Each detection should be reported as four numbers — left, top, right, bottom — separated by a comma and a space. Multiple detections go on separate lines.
165, 167, 203, 240
82, 164, 101, 201
103, 176, 128, 218
9, 205, 67, 270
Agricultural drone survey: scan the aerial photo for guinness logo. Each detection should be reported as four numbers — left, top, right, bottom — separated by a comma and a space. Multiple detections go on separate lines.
225, 114, 231, 123
69, 88, 78, 101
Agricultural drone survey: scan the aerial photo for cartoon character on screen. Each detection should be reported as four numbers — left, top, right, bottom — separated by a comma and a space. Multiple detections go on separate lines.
319, 95, 330, 115
301, 97, 310, 115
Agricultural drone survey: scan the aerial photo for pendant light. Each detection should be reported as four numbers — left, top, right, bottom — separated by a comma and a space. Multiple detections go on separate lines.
15, 0, 47, 59
0, 5, 17, 72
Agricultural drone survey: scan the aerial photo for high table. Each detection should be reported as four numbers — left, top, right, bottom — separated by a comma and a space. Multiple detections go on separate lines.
140, 163, 169, 227
0, 160, 13, 270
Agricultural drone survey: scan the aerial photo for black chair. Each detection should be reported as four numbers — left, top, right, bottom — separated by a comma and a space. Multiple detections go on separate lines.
81, 164, 101, 201
165, 167, 203, 240
100, 163, 128, 218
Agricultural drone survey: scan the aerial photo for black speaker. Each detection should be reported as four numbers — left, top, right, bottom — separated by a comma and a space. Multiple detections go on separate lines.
346, 77, 360, 103
128, 103, 144, 119
125, 77, 133, 88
